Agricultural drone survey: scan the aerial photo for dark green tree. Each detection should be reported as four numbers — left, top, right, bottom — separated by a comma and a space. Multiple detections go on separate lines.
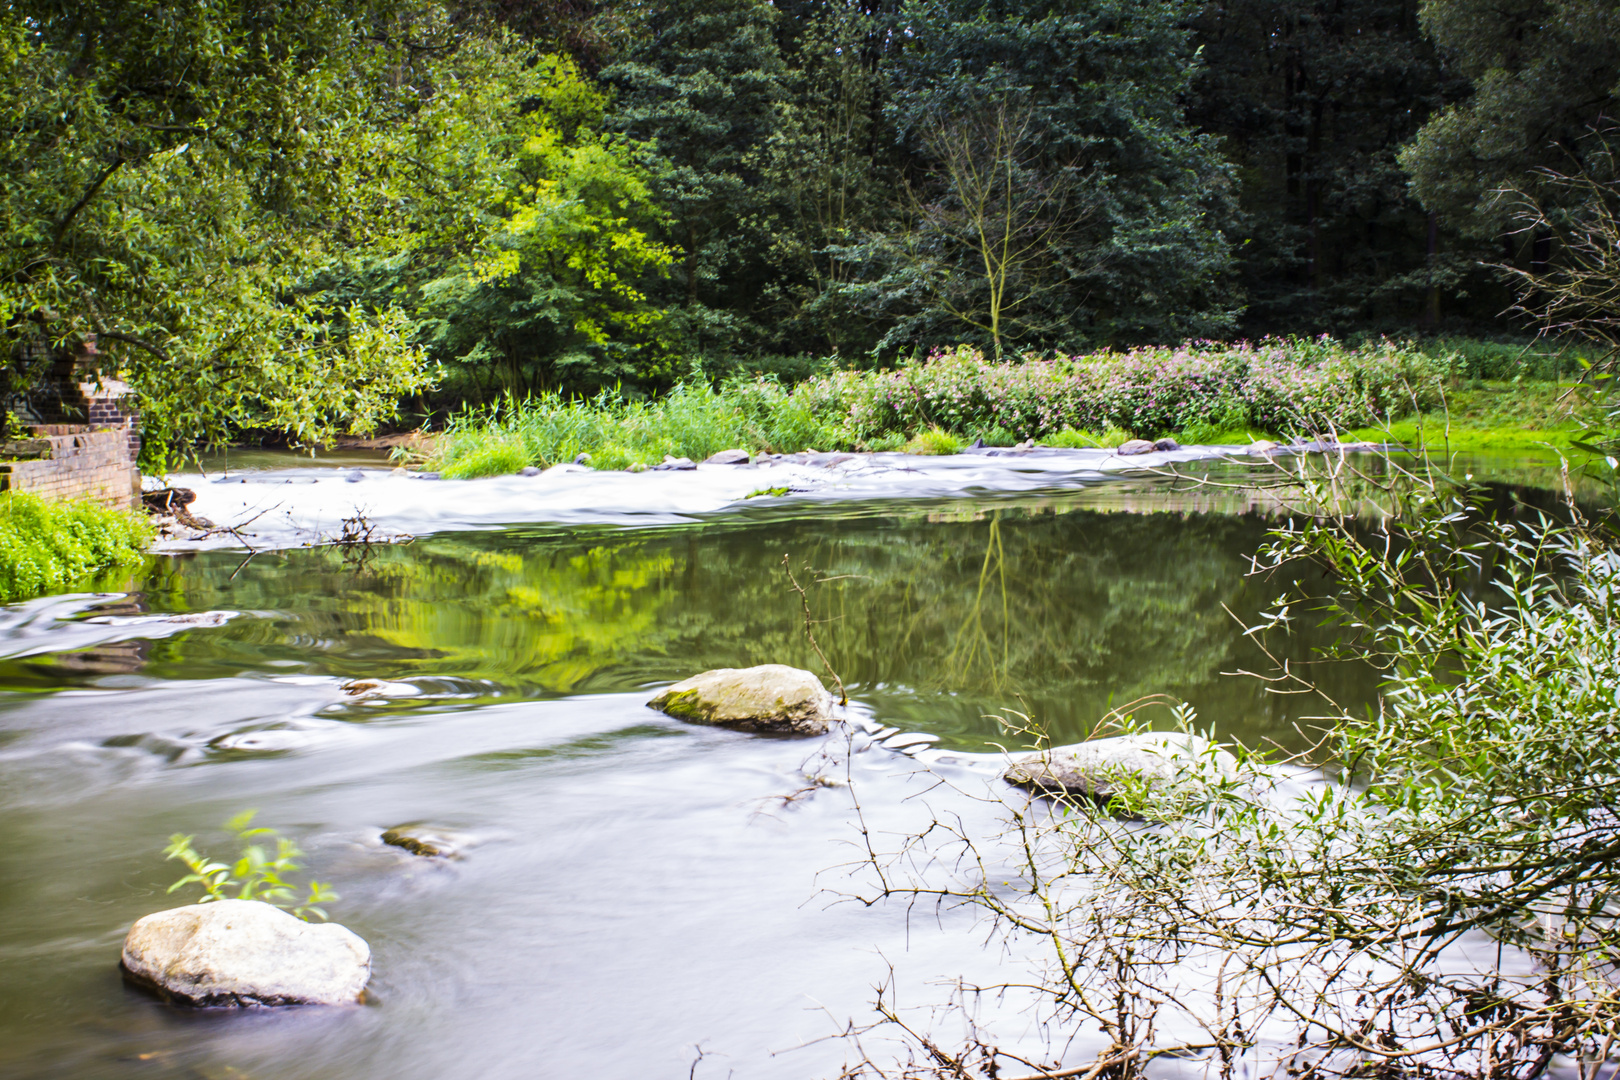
830, 0, 1241, 354
1401, 0, 1620, 242
603, 0, 792, 360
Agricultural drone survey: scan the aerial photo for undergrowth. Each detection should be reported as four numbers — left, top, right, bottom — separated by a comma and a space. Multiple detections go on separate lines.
0, 492, 152, 602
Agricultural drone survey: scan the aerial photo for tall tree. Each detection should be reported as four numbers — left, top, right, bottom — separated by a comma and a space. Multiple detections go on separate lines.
603, 0, 791, 359
1401, 0, 1620, 240
0, 1, 547, 461
835, 0, 1240, 355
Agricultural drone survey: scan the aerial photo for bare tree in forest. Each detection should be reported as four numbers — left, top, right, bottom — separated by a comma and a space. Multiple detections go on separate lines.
905, 96, 1099, 358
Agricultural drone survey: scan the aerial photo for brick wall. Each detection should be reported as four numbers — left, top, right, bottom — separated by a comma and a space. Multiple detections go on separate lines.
0, 426, 140, 510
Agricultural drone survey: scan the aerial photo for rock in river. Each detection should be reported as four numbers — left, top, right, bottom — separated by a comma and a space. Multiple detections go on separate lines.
648, 664, 836, 735
121, 899, 371, 1007
704, 448, 751, 465
1004, 732, 1237, 800
1116, 439, 1157, 456
382, 825, 463, 858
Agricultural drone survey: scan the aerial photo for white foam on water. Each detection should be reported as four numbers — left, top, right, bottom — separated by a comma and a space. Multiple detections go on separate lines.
157, 446, 1251, 552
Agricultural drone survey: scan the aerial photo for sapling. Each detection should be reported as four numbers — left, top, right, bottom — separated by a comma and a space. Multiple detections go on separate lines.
164, 810, 337, 921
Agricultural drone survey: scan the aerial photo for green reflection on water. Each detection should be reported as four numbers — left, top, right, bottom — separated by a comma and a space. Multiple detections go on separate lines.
5, 493, 1376, 753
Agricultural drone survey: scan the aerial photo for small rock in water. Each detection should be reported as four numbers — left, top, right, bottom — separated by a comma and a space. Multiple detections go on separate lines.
416, 472, 441, 481
390, 467, 409, 476
1004, 732, 1237, 801
339, 678, 420, 699
652, 456, 696, 471
519, 465, 541, 477
1116, 439, 1156, 456
704, 448, 751, 465
573, 453, 592, 466
121, 899, 371, 1007
648, 664, 837, 735
346, 470, 365, 483
1152, 437, 1180, 451
381, 825, 463, 859
968, 437, 986, 449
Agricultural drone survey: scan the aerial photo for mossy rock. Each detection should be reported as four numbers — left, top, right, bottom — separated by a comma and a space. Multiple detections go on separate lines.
648, 665, 836, 736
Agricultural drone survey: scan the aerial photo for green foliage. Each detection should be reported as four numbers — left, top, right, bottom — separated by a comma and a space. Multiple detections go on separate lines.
164, 811, 337, 922
1186, 0, 1484, 333
426, 338, 1461, 474
411, 55, 677, 397
0, 493, 150, 602
830, 0, 1240, 354
902, 427, 963, 456
0, 2, 536, 461
1413, 336, 1582, 382
1401, 0, 1620, 238
1038, 427, 1126, 449
602, 0, 791, 358
425, 378, 850, 477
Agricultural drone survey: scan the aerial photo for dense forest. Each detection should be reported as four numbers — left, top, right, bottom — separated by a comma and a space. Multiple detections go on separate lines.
2, 0, 1618, 449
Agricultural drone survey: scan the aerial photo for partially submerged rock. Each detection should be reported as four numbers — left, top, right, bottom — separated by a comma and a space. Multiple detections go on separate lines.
121, 899, 371, 1007
381, 825, 463, 858
704, 448, 751, 465
1004, 732, 1237, 800
648, 664, 836, 735
339, 678, 420, 699
1116, 439, 1157, 456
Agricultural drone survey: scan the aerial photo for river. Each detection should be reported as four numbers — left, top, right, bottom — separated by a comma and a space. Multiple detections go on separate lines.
0, 447, 1553, 1079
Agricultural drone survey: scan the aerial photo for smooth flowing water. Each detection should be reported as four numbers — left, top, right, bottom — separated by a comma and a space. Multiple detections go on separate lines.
0, 460, 1396, 1079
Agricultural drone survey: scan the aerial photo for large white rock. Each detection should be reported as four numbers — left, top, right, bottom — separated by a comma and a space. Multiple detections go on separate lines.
1004, 732, 1237, 800
648, 664, 836, 735
121, 899, 371, 1006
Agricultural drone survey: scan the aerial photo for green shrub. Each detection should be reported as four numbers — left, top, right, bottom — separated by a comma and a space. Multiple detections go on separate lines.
904, 426, 964, 455
0, 492, 152, 602
1038, 425, 1134, 449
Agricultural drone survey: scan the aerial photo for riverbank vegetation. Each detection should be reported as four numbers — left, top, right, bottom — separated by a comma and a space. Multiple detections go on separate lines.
844, 442, 1620, 1078
421, 337, 1601, 477
0, 493, 150, 602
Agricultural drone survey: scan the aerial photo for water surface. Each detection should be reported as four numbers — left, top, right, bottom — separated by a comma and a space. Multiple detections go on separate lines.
0, 474, 1386, 1079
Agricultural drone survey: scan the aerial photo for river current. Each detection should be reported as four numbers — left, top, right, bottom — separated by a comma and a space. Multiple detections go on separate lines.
0, 449, 1390, 1078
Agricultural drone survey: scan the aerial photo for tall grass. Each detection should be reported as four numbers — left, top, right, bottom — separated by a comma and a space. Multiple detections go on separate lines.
0, 492, 152, 602
426, 380, 847, 478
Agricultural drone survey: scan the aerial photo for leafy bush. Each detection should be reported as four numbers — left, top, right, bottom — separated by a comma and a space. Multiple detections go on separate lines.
0, 492, 151, 602
807, 337, 1447, 442
1416, 335, 1581, 381
849, 455, 1620, 1079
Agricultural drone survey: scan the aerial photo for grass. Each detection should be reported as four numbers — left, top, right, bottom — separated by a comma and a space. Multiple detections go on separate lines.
1038, 426, 1134, 449
903, 427, 964, 455
1348, 381, 1596, 454
0, 492, 152, 602
421, 382, 849, 479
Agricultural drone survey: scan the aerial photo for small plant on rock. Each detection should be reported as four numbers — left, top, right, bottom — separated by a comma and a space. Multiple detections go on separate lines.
164, 810, 337, 921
